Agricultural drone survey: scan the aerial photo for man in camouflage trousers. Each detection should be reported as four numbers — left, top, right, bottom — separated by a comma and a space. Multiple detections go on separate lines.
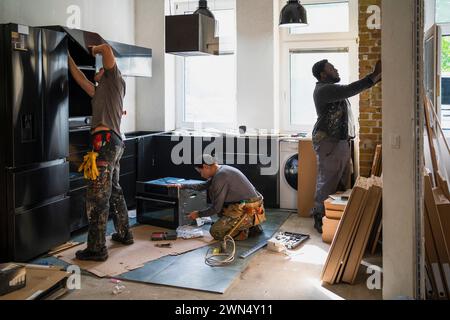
69, 43, 133, 261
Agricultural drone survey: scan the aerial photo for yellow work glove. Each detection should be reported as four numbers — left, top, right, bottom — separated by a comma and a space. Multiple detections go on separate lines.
78, 151, 100, 181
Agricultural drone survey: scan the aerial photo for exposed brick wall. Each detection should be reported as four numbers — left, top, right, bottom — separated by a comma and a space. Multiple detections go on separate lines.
358, 0, 382, 177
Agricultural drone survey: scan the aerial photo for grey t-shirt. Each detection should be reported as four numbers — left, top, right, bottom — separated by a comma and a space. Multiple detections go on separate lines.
91, 64, 126, 136
185, 165, 261, 218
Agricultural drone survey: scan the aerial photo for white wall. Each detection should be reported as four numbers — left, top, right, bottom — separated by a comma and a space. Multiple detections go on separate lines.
236, 0, 278, 131
0, 0, 137, 133
382, 0, 423, 299
135, 0, 176, 132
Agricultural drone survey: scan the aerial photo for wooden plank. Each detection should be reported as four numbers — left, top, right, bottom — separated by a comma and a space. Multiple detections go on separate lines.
297, 140, 318, 217
320, 177, 370, 284
370, 212, 383, 255
424, 174, 450, 296
342, 178, 383, 284
424, 96, 440, 186
436, 172, 450, 201
367, 206, 382, 253
424, 206, 448, 299
371, 145, 382, 177
425, 262, 438, 300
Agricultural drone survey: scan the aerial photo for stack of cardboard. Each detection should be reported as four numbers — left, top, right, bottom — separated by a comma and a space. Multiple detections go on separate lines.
322, 191, 350, 244
321, 176, 383, 285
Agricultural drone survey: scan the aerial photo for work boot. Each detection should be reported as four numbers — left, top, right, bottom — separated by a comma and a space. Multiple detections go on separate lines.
75, 247, 108, 262
249, 225, 264, 237
313, 214, 323, 234
111, 231, 134, 245
234, 229, 249, 241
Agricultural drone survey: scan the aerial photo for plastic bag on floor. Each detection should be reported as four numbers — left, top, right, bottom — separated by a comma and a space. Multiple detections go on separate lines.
176, 225, 204, 239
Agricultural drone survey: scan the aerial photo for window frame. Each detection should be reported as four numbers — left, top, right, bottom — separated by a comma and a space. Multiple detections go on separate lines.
280, 40, 359, 133
279, 0, 359, 42
279, 0, 359, 133
438, 23, 450, 132
173, 0, 237, 130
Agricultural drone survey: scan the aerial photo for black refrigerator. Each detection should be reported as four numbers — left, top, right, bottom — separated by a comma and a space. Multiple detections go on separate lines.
0, 24, 70, 262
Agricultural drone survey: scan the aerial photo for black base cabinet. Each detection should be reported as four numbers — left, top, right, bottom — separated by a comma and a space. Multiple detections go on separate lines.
147, 135, 280, 208
119, 138, 138, 209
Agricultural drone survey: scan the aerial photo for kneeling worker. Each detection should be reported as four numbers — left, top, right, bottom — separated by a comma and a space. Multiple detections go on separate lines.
176, 155, 266, 241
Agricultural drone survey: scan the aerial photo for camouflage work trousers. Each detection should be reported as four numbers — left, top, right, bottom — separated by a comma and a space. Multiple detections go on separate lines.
86, 131, 130, 252
210, 197, 266, 241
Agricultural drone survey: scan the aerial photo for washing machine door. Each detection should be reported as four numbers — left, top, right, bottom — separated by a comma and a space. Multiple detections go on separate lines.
284, 154, 298, 190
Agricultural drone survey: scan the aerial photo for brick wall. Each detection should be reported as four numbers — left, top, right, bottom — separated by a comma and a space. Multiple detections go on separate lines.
358, 0, 382, 177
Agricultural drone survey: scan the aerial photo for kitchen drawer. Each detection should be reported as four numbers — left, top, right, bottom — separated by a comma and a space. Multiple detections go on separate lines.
14, 196, 70, 262
9, 161, 69, 210
68, 186, 88, 233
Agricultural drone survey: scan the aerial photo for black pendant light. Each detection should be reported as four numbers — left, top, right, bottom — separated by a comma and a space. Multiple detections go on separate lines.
194, 0, 215, 19
279, 0, 308, 28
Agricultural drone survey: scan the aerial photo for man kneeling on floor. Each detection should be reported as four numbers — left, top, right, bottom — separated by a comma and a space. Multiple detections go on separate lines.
179, 155, 266, 241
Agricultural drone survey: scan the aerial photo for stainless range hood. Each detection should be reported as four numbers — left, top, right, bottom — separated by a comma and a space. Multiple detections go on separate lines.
40, 26, 152, 77
165, 13, 219, 56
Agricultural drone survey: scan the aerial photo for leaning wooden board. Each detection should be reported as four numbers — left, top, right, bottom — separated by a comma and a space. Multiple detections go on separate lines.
424, 207, 448, 299
342, 178, 382, 284
424, 173, 450, 297
321, 177, 370, 284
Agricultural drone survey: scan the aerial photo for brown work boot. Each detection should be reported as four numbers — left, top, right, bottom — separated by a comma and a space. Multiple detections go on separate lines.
111, 231, 134, 245
75, 247, 108, 262
234, 229, 249, 241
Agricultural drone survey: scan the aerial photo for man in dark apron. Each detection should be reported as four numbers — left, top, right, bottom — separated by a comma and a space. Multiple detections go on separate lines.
311, 59, 382, 233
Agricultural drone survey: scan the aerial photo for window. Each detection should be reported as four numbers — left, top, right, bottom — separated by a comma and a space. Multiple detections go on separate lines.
436, 0, 450, 24
290, 1, 350, 35
290, 49, 349, 127
280, 0, 358, 132
441, 34, 450, 130
175, 1, 236, 127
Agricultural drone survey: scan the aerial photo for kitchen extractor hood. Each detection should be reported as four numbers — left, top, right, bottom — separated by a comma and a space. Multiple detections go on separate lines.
165, 12, 220, 56
40, 26, 152, 77
104, 40, 152, 78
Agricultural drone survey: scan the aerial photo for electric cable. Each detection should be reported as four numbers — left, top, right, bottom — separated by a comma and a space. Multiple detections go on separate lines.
205, 235, 236, 267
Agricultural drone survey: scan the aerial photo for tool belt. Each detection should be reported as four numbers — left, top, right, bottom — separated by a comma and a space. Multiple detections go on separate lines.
222, 196, 266, 226
91, 130, 122, 152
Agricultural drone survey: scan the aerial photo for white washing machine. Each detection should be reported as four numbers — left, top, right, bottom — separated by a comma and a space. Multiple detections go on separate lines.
279, 139, 300, 210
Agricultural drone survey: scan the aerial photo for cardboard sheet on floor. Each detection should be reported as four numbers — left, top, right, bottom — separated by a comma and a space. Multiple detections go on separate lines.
0, 265, 69, 300
55, 225, 215, 278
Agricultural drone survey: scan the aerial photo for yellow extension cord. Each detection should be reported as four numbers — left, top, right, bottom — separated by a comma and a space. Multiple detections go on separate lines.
78, 151, 100, 181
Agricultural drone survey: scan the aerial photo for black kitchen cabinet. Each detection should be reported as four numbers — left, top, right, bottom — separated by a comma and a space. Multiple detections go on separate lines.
146, 134, 280, 208
119, 138, 138, 208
